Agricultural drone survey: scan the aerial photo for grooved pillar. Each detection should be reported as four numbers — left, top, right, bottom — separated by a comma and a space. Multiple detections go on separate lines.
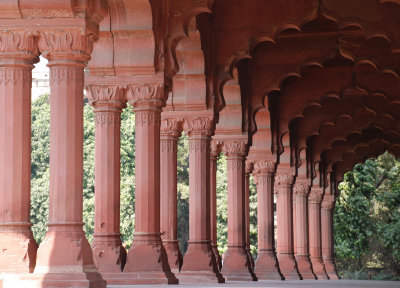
309, 187, 328, 279
321, 194, 339, 280
275, 170, 301, 280
34, 30, 106, 287
160, 118, 183, 273
244, 162, 255, 271
86, 85, 127, 282
221, 140, 257, 281
180, 118, 224, 283
0, 31, 38, 274
252, 160, 283, 280
210, 141, 222, 270
293, 181, 316, 279
124, 84, 177, 284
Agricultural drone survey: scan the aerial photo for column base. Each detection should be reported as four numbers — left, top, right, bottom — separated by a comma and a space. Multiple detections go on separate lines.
246, 247, 255, 271
221, 246, 257, 281
163, 240, 183, 273
180, 241, 224, 283
311, 258, 329, 279
34, 223, 105, 287
211, 244, 222, 270
124, 233, 178, 284
0, 224, 38, 273
295, 255, 316, 279
92, 235, 127, 273
277, 253, 302, 280
323, 258, 339, 280
254, 249, 284, 280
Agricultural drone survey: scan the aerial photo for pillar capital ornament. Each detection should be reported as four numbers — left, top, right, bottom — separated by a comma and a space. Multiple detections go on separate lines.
221, 140, 247, 156
309, 189, 323, 204
87, 85, 127, 111
321, 194, 335, 210
210, 140, 221, 157
274, 171, 295, 195
0, 30, 39, 61
245, 161, 253, 174
184, 116, 214, 136
127, 83, 166, 108
38, 30, 96, 63
293, 182, 310, 196
253, 160, 276, 174
160, 118, 182, 138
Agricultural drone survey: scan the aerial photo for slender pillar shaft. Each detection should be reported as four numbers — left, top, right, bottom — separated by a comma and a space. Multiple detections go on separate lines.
275, 171, 301, 279
210, 142, 222, 270
124, 84, 177, 284
0, 31, 38, 273
293, 182, 316, 279
87, 85, 127, 280
309, 188, 328, 279
221, 141, 256, 281
244, 163, 255, 271
252, 161, 282, 280
321, 195, 339, 279
160, 119, 182, 273
180, 118, 224, 283
35, 30, 105, 287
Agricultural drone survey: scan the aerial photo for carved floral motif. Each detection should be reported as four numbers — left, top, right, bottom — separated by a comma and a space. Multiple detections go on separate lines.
95, 112, 121, 126
189, 139, 207, 152
221, 140, 247, 155
127, 83, 166, 106
309, 189, 323, 204
293, 182, 310, 196
160, 118, 182, 135
160, 140, 177, 153
87, 85, 126, 110
0, 31, 39, 58
135, 110, 161, 127
184, 117, 214, 135
0, 67, 31, 86
50, 66, 84, 87
252, 160, 276, 174
227, 158, 243, 171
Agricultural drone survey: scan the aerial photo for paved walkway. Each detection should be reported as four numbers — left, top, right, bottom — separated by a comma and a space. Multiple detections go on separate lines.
110, 280, 400, 288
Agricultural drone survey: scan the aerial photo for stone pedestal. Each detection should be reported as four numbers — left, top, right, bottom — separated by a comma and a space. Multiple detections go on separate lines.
180, 118, 224, 283
124, 84, 177, 284
275, 171, 301, 280
34, 31, 105, 287
322, 195, 339, 280
210, 142, 222, 270
252, 160, 283, 280
309, 188, 328, 280
86, 85, 127, 284
221, 141, 257, 282
160, 118, 183, 273
293, 182, 316, 280
0, 31, 38, 274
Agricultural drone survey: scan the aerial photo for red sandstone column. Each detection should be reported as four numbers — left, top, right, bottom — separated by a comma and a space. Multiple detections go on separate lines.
321, 194, 339, 279
34, 30, 105, 287
221, 141, 257, 281
0, 31, 38, 273
275, 170, 301, 279
244, 162, 255, 271
160, 118, 183, 273
210, 141, 222, 270
293, 181, 316, 279
309, 187, 328, 279
124, 84, 177, 284
86, 85, 127, 281
180, 118, 224, 283
252, 160, 283, 280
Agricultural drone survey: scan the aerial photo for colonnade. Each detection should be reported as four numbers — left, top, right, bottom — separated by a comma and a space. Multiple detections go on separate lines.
0, 31, 338, 287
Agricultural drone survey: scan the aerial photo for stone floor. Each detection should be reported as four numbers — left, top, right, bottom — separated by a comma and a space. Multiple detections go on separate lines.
110, 280, 400, 288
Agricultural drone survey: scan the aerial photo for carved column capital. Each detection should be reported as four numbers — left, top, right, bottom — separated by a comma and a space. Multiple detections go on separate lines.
274, 171, 295, 195
245, 161, 253, 175
293, 182, 310, 196
184, 117, 214, 137
253, 160, 276, 174
321, 195, 335, 210
221, 140, 247, 157
127, 83, 166, 108
160, 118, 182, 138
86, 85, 127, 111
38, 30, 96, 63
210, 140, 221, 158
309, 188, 323, 204
0, 30, 39, 61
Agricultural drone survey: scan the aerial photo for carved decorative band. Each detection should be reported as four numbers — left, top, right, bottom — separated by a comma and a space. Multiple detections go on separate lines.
95, 112, 121, 126
322, 195, 335, 210
222, 140, 247, 155
253, 160, 276, 174
293, 182, 310, 196
127, 83, 166, 106
309, 190, 323, 204
0, 31, 38, 58
189, 139, 208, 152
160, 118, 182, 135
0, 67, 31, 86
160, 140, 177, 153
87, 85, 126, 110
184, 117, 214, 135
253, 174, 272, 186
135, 110, 161, 127
275, 172, 295, 186
227, 159, 243, 171
50, 66, 84, 87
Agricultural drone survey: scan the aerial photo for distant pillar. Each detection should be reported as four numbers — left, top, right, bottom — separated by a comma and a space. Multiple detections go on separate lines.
35, 30, 105, 287
275, 171, 301, 279
0, 31, 39, 274
252, 160, 283, 280
180, 118, 224, 283
309, 187, 328, 279
124, 84, 178, 284
293, 181, 316, 279
244, 162, 255, 271
86, 85, 127, 282
210, 141, 222, 270
221, 140, 257, 281
321, 194, 339, 280
160, 118, 183, 273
